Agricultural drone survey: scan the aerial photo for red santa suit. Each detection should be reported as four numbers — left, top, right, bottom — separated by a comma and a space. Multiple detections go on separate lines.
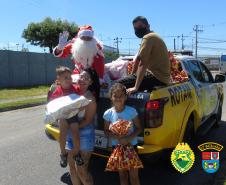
53, 25, 104, 79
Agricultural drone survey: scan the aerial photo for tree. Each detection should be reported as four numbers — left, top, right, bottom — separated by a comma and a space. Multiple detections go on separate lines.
22, 17, 78, 53
104, 51, 119, 63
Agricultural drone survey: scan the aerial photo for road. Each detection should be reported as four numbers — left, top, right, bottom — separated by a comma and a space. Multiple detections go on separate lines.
0, 82, 225, 185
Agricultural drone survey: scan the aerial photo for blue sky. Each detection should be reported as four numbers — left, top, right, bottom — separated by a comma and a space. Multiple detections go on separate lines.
1, 0, 226, 55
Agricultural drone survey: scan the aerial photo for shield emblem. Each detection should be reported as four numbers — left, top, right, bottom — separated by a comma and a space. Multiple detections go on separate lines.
202, 152, 219, 173
171, 143, 195, 173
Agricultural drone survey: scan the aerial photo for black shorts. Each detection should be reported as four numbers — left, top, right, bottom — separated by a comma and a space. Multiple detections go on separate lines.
116, 73, 166, 91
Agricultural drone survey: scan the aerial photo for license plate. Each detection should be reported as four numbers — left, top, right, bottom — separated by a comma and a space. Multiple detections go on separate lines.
95, 135, 108, 148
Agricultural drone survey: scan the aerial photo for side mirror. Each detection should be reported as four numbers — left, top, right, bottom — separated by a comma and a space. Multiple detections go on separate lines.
215, 74, 226, 83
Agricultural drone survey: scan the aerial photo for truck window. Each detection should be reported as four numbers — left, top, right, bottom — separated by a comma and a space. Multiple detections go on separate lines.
187, 60, 204, 82
199, 62, 214, 83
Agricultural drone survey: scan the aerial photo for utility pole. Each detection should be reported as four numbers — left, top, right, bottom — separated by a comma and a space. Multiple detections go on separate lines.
177, 36, 180, 50
193, 25, 203, 58
114, 37, 122, 56
128, 41, 131, 55
16, 43, 19, 51
174, 38, 176, 50
181, 34, 185, 50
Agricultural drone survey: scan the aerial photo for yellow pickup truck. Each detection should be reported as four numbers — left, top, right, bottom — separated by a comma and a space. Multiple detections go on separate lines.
45, 55, 225, 158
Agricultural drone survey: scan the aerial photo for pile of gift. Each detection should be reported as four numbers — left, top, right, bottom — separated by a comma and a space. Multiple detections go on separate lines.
169, 51, 189, 83
104, 59, 131, 81
106, 120, 143, 171
102, 58, 135, 89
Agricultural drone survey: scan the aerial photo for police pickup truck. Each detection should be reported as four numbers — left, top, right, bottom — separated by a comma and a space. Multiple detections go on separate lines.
45, 55, 225, 158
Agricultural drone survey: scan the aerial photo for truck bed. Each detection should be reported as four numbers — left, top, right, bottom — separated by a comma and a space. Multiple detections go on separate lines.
94, 88, 152, 131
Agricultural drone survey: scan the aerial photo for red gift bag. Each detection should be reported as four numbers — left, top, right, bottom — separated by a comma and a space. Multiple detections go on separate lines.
106, 120, 143, 171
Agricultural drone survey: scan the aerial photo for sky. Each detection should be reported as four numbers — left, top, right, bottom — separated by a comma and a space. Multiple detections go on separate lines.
1, 0, 226, 56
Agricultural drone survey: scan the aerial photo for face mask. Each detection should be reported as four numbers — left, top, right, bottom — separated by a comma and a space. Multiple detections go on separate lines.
134, 27, 148, 38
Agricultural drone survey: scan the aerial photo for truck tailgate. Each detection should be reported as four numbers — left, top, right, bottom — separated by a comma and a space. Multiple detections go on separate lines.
95, 90, 151, 133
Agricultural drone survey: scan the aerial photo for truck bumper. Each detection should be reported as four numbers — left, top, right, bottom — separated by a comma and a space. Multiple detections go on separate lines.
45, 124, 59, 141
45, 124, 163, 158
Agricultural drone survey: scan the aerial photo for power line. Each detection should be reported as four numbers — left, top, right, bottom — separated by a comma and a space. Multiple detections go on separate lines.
202, 21, 226, 28
198, 46, 226, 51
199, 37, 226, 42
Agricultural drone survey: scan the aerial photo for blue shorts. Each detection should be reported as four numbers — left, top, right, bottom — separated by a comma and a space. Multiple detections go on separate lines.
66, 125, 95, 152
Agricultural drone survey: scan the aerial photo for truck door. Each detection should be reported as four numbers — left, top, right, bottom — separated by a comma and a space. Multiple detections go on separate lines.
186, 60, 217, 118
220, 55, 226, 73
198, 62, 218, 115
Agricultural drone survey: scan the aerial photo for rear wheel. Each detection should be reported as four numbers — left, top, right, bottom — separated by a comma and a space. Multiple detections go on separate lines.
214, 100, 223, 127
183, 118, 195, 145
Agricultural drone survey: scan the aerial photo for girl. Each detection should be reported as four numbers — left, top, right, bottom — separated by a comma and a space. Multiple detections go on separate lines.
103, 83, 142, 185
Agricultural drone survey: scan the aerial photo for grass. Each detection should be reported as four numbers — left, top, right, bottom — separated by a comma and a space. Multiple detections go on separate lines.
0, 85, 49, 100
0, 97, 47, 110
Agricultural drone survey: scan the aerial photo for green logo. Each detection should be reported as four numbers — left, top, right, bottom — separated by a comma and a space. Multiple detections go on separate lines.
171, 143, 195, 173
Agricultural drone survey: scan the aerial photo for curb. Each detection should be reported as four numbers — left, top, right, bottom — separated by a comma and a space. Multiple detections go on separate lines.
0, 102, 46, 113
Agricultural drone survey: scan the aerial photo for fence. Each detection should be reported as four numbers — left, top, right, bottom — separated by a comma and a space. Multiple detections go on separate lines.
0, 50, 73, 88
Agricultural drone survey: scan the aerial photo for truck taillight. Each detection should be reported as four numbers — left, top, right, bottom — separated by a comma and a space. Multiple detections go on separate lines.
145, 97, 168, 128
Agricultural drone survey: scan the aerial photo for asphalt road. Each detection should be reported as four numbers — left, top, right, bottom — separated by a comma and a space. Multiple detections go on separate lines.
0, 82, 226, 185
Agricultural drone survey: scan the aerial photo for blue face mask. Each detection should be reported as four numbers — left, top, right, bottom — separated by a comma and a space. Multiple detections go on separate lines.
134, 27, 148, 38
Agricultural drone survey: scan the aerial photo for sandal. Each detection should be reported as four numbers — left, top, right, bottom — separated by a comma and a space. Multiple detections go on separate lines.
73, 152, 84, 166
60, 153, 68, 168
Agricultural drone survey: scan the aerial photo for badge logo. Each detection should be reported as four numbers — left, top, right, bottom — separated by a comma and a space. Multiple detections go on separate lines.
198, 142, 223, 173
171, 143, 195, 173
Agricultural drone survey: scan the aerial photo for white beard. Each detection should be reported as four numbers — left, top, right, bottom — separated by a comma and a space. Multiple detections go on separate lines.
71, 38, 99, 69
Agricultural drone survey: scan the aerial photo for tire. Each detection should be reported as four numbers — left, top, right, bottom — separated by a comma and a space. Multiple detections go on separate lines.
214, 100, 223, 127
183, 118, 195, 145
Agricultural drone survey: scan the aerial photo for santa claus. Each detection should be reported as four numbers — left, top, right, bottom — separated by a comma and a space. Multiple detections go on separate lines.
53, 25, 104, 79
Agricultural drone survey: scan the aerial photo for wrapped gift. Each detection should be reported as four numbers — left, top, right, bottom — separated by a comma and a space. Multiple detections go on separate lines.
106, 119, 143, 171
104, 59, 130, 80
45, 93, 90, 124
169, 51, 189, 83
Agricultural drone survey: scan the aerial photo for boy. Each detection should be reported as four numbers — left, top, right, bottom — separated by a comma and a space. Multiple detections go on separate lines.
49, 66, 84, 167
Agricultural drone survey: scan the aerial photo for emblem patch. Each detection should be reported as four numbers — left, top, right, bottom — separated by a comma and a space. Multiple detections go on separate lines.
198, 142, 223, 173
171, 143, 195, 173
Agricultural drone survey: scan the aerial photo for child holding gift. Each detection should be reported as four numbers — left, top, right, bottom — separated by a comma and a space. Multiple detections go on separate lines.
103, 83, 142, 185
49, 66, 84, 167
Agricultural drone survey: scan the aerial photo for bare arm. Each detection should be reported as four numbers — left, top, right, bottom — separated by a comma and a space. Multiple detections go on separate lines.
78, 100, 96, 128
134, 60, 147, 90
131, 60, 140, 74
127, 116, 142, 141
127, 38, 152, 94
131, 54, 140, 74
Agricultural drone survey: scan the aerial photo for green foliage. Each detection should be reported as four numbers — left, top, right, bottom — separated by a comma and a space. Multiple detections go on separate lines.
104, 51, 119, 63
0, 98, 46, 110
22, 17, 78, 53
0, 85, 49, 99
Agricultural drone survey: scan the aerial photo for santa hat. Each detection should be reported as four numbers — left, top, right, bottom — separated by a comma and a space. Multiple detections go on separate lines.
78, 25, 94, 38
